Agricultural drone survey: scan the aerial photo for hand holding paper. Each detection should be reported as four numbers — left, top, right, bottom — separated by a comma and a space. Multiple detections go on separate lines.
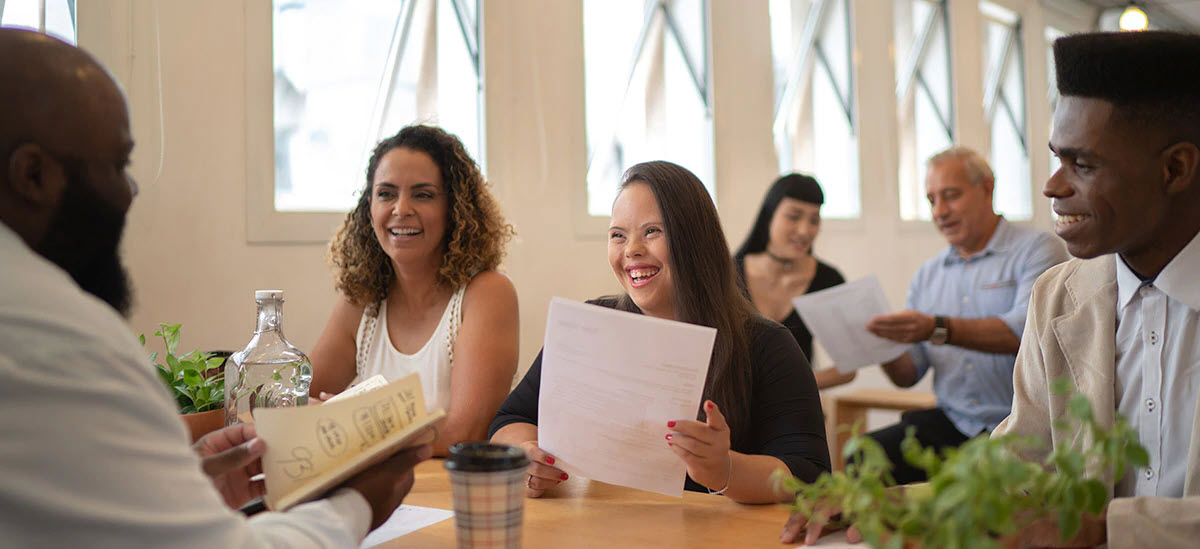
791, 275, 910, 373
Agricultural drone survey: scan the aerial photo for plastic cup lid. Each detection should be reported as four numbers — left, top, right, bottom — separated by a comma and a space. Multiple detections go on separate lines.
444, 442, 529, 472
254, 290, 283, 300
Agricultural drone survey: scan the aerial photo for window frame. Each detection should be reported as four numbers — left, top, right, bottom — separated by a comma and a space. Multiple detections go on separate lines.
245, 0, 483, 244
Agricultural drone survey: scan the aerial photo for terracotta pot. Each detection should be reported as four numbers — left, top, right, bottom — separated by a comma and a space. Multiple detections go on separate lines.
182, 408, 225, 443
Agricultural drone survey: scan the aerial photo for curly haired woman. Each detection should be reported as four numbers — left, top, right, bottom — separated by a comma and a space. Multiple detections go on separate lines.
310, 125, 519, 456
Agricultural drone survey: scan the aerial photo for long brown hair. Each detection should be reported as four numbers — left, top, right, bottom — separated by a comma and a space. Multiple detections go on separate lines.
615, 161, 756, 447
329, 125, 514, 306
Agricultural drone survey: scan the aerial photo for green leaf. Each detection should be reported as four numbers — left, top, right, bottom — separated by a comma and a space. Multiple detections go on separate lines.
1050, 377, 1072, 395
1126, 444, 1150, 468
182, 368, 203, 387
1058, 510, 1081, 541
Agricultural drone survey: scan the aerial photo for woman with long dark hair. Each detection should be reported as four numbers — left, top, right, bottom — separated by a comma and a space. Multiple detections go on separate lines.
735, 173, 855, 389
490, 161, 829, 504
310, 125, 519, 457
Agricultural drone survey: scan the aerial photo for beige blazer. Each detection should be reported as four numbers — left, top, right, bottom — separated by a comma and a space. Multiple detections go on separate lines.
994, 255, 1200, 548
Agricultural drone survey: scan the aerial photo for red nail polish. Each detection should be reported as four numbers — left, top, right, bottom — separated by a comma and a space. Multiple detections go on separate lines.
706, 401, 714, 410
667, 421, 676, 428
561, 473, 569, 481
665, 434, 672, 440
546, 456, 555, 465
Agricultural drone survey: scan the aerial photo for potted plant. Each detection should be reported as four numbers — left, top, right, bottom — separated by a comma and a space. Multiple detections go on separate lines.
141, 323, 227, 442
779, 379, 1149, 548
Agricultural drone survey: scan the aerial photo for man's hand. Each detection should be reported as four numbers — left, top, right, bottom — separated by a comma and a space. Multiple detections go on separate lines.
193, 423, 267, 509
345, 444, 433, 530
779, 505, 861, 545
868, 310, 936, 343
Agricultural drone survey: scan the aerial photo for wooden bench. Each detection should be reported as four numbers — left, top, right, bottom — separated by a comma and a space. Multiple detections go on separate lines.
831, 389, 937, 470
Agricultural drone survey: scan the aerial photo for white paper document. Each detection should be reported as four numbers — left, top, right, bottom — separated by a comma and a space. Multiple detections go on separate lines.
794, 530, 870, 548
537, 297, 717, 497
359, 504, 455, 548
791, 275, 910, 373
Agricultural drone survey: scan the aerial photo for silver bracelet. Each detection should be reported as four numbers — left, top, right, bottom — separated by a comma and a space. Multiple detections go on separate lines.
708, 454, 733, 495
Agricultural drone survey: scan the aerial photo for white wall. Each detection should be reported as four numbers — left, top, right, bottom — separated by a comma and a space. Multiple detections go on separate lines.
75, 0, 1073, 427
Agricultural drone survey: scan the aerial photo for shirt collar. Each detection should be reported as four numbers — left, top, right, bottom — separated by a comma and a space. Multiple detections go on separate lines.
1114, 255, 1145, 313
1155, 229, 1200, 312
943, 216, 1008, 266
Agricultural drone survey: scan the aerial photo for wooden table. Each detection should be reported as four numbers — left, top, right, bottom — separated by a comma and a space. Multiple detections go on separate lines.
832, 389, 936, 470
377, 459, 795, 548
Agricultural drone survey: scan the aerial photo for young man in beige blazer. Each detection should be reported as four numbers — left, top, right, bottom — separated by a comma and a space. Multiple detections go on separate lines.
993, 31, 1200, 548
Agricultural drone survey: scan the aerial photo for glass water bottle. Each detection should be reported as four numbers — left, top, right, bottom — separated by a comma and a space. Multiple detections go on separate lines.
225, 290, 312, 425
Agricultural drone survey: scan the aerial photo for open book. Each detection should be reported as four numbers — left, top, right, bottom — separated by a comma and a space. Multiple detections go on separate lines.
253, 373, 445, 511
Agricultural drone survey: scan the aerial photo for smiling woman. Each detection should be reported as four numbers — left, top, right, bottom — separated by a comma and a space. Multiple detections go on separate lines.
308, 125, 519, 458
490, 161, 831, 505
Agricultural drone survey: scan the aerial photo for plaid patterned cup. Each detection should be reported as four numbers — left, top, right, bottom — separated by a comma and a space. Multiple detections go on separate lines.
445, 443, 530, 549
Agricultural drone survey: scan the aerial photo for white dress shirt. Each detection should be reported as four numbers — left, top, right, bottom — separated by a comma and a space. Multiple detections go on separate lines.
0, 223, 372, 548
1114, 230, 1200, 498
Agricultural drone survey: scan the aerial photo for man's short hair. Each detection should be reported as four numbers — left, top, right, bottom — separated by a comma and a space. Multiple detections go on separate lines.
927, 146, 994, 188
1055, 31, 1200, 142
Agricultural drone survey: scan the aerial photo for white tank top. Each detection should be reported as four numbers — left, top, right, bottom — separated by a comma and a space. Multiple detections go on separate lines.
355, 285, 465, 412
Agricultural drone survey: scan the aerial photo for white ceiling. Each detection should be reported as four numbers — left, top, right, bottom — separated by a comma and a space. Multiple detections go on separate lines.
1070, 0, 1200, 31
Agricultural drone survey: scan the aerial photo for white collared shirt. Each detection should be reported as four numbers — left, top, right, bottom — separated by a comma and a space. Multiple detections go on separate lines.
1113, 230, 1200, 498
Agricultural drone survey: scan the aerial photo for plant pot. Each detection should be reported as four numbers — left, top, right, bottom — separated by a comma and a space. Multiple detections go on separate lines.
182, 408, 225, 443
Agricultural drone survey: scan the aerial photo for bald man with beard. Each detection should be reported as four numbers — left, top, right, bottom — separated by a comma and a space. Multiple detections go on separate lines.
0, 29, 430, 548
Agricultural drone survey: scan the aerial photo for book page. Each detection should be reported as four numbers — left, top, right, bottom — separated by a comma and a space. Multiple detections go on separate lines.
538, 297, 716, 497
254, 373, 445, 510
325, 374, 390, 403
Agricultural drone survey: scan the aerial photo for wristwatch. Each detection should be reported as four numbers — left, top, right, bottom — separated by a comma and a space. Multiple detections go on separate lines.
930, 316, 950, 345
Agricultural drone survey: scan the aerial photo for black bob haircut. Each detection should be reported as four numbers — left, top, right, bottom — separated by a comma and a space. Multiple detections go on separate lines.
734, 173, 824, 260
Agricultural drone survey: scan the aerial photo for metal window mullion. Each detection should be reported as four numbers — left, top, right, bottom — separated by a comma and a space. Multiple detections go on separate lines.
916, 71, 952, 137
896, 0, 943, 108
0, 0, 7, 23
37, 0, 46, 32
997, 93, 1026, 150
448, 0, 479, 76
814, 43, 852, 124
773, 0, 831, 129
366, 0, 419, 143
983, 24, 1016, 120
840, 0, 855, 134
1013, 18, 1027, 146
67, 0, 75, 35
587, 1, 663, 170
661, 0, 709, 107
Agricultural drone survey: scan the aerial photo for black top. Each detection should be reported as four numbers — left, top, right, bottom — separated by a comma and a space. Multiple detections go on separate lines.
489, 299, 830, 493
734, 257, 846, 363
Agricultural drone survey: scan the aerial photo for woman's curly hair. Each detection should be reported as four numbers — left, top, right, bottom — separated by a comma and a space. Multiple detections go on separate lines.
329, 125, 514, 306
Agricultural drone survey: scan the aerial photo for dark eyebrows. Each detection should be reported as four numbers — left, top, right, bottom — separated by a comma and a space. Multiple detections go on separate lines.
1048, 142, 1093, 160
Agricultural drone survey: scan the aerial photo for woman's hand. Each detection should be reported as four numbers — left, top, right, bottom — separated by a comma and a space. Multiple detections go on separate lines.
518, 441, 568, 498
666, 400, 732, 492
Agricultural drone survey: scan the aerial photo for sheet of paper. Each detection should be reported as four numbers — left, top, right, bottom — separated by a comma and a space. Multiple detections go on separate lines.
538, 297, 716, 497
359, 504, 455, 548
791, 275, 910, 373
794, 530, 870, 548
325, 374, 390, 403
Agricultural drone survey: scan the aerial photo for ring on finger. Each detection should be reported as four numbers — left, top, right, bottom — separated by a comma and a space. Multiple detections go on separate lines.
526, 474, 534, 489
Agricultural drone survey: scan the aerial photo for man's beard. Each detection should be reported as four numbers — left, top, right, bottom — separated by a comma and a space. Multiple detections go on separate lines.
35, 162, 134, 317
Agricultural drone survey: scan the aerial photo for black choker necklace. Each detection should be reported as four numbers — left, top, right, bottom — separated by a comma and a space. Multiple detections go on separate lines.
764, 251, 795, 272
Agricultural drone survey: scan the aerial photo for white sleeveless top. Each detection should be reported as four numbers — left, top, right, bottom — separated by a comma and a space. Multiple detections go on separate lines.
355, 285, 465, 412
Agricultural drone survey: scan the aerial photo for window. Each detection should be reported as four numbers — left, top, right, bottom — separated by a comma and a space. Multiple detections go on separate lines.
272, 0, 480, 213
980, 1, 1030, 220
583, 0, 712, 217
1045, 26, 1065, 177
0, 0, 75, 43
895, 0, 952, 221
770, 0, 860, 219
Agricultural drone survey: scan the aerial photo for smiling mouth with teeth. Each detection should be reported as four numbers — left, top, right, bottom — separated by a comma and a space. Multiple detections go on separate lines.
389, 228, 422, 236
1056, 214, 1088, 225
629, 268, 660, 284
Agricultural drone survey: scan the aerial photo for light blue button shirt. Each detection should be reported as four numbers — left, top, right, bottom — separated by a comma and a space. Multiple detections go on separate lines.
906, 218, 1068, 436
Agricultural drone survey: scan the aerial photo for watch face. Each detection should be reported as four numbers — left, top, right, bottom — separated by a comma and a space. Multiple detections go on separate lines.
931, 328, 948, 345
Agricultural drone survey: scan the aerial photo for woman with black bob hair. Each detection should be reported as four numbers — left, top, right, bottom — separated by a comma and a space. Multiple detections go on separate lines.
735, 173, 855, 389
490, 161, 829, 503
